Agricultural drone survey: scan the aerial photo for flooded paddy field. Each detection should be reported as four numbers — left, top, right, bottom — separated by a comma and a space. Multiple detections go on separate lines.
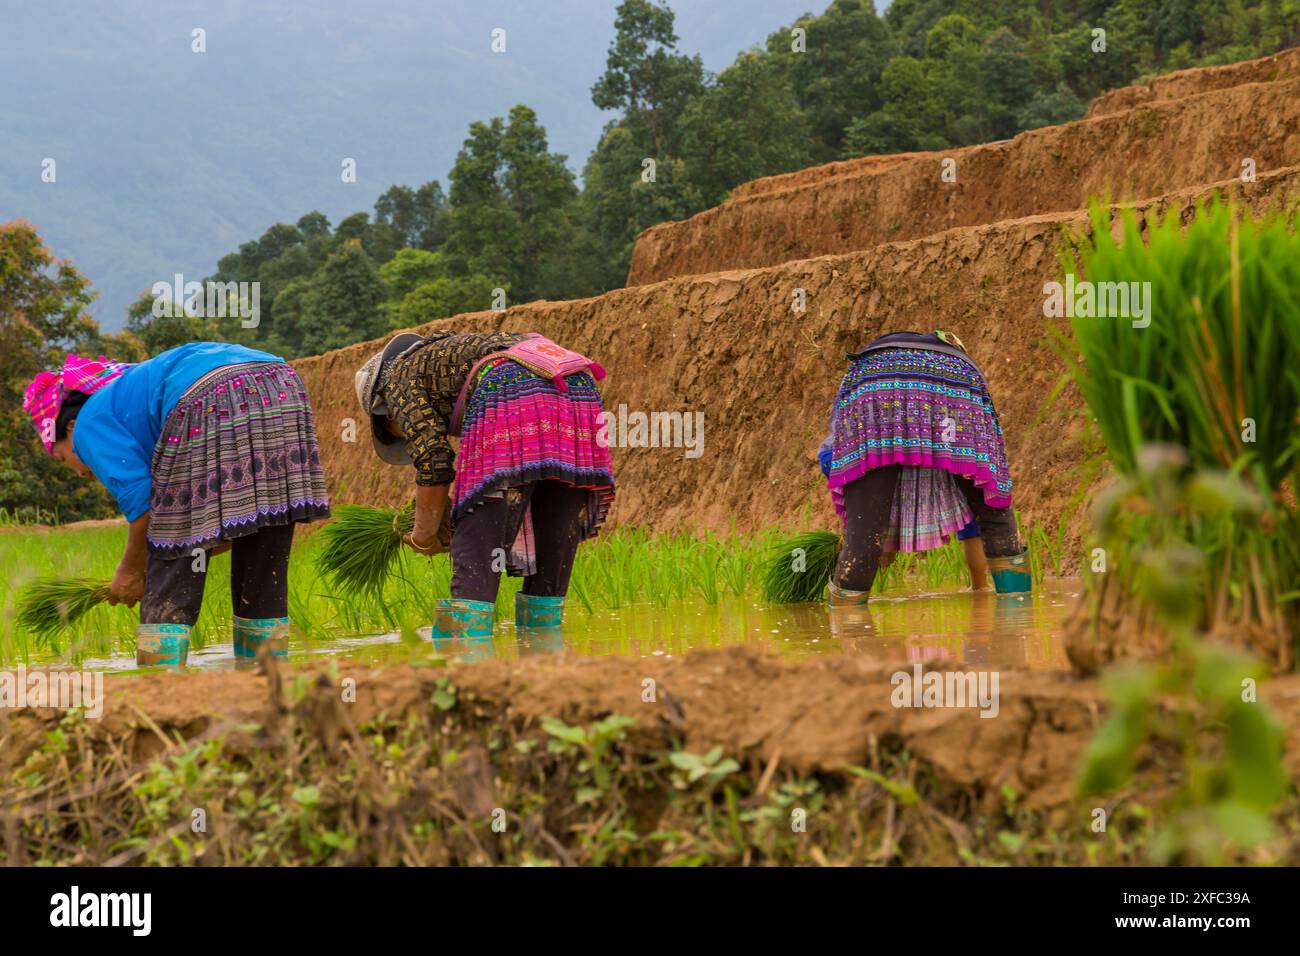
126, 582, 1076, 672
0, 522, 1074, 671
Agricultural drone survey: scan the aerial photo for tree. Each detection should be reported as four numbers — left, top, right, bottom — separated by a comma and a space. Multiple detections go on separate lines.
580, 124, 700, 283
374, 181, 450, 251
444, 105, 583, 303
296, 242, 388, 355
395, 275, 501, 329
124, 289, 208, 355
678, 51, 812, 205
378, 248, 448, 303
591, 0, 706, 155
771, 0, 895, 159
0, 220, 127, 521
296, 211, 332, 240
981, 27, 1037, 141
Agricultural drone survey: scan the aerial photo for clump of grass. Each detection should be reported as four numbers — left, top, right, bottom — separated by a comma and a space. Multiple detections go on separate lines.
316, 502, 414, 598
761, 531, 840, 604
16, 578, 112, 644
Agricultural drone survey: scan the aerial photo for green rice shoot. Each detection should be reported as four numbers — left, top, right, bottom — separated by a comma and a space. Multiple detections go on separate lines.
16, 578, 112, 646
316, 502, 414, 598
0, 516, 1065, 665
762, 530, 840, 604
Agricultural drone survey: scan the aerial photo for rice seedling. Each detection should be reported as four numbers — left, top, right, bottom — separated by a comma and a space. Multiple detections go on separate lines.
16, 578, 111, 645
1057, 200, 1300, 650
1, 513, 1064, 665
315, 502, 415, 598
761, 530, 840, 603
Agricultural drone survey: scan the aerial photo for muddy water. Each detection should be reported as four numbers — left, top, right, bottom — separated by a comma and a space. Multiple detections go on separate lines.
78, 579, 1078, 672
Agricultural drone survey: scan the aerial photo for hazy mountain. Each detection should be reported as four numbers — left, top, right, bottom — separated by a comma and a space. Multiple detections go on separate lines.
1, 0, 826, 329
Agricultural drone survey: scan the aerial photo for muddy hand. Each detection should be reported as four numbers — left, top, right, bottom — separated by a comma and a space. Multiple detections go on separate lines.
108, 563, 146, 607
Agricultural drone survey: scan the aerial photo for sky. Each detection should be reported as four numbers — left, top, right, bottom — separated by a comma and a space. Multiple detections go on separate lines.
0, 0, 841, 327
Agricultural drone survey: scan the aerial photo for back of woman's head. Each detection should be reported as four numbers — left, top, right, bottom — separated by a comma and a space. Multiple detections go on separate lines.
55, 391, 91, 442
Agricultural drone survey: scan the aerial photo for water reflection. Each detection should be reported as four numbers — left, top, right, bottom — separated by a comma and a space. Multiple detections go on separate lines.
73, 579, 1077, 672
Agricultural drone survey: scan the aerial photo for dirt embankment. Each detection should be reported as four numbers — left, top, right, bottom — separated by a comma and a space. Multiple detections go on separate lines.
727, 149, 942, 199
1086, 45, 1300, 118
3, 650, 1101, 792
3, 648, 1299, 864
625, 72, 1300, 286
294, 167, 1300, 561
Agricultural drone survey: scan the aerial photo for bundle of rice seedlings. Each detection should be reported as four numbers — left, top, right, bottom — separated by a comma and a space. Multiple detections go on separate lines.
316, 502, 415, 598
16, 578, 112, 643
761, 530, 840, 604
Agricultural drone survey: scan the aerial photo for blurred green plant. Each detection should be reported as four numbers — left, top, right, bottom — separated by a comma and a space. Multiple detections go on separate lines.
1058, 200, 1300, 658
1076, 447, 1289, 864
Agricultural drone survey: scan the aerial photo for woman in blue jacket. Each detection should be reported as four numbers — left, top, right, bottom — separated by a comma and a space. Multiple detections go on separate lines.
23, 343, 330, 666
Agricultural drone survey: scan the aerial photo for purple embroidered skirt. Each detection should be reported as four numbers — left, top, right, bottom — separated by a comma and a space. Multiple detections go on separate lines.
827, 347, 1013, 533
147, 362, 331, 557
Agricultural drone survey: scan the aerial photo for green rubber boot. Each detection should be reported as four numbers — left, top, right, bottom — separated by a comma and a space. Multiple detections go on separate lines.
136, 623, 190, 669
233, 615, 290, 659
989, 549, 1032, 594
426, 598, 496, 662
516, 593, 565, 629
430, 598, 495, 641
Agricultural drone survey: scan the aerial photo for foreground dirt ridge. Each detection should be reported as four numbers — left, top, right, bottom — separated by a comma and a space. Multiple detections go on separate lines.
294, 166, 1300, 553
626, 67, 1300, 285
3, 650, 1298, 804
5, 650, 1294, 801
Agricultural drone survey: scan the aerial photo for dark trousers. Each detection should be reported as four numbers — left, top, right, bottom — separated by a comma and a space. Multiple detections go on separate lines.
451, 480, 588, 603
139, 523, 295, 626
834, 465, 1021, 592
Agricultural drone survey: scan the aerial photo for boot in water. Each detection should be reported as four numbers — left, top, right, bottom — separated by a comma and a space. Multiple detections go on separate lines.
424, 598, 496, 661
136, 623, 190, 669
516, 593, 565, 629
827, 579, 873, 640
430, 598, 495, 639
827, 579, 870, 608
989, 550, 1032, 594
233, 615, 290, 659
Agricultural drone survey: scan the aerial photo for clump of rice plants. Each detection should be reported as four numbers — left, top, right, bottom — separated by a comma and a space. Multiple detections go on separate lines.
761, 530, 840, 603
1057, 199, 1300, 658
16, 578, 111, 645
316, 502, 414, 598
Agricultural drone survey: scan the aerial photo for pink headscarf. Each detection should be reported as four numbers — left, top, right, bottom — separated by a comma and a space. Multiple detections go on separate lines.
22, 354, 132, 453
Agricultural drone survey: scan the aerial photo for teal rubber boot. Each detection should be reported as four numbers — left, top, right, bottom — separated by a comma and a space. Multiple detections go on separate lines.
427, 598, 496, 662
516, 593, 565, 629
989, 549, 1032, 594
136, 623, 190, 668
233, 615, 290, 659
430, 598, 495, 640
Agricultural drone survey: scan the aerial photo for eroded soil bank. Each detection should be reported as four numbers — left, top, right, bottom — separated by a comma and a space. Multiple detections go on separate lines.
4, 647, 1299, 865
